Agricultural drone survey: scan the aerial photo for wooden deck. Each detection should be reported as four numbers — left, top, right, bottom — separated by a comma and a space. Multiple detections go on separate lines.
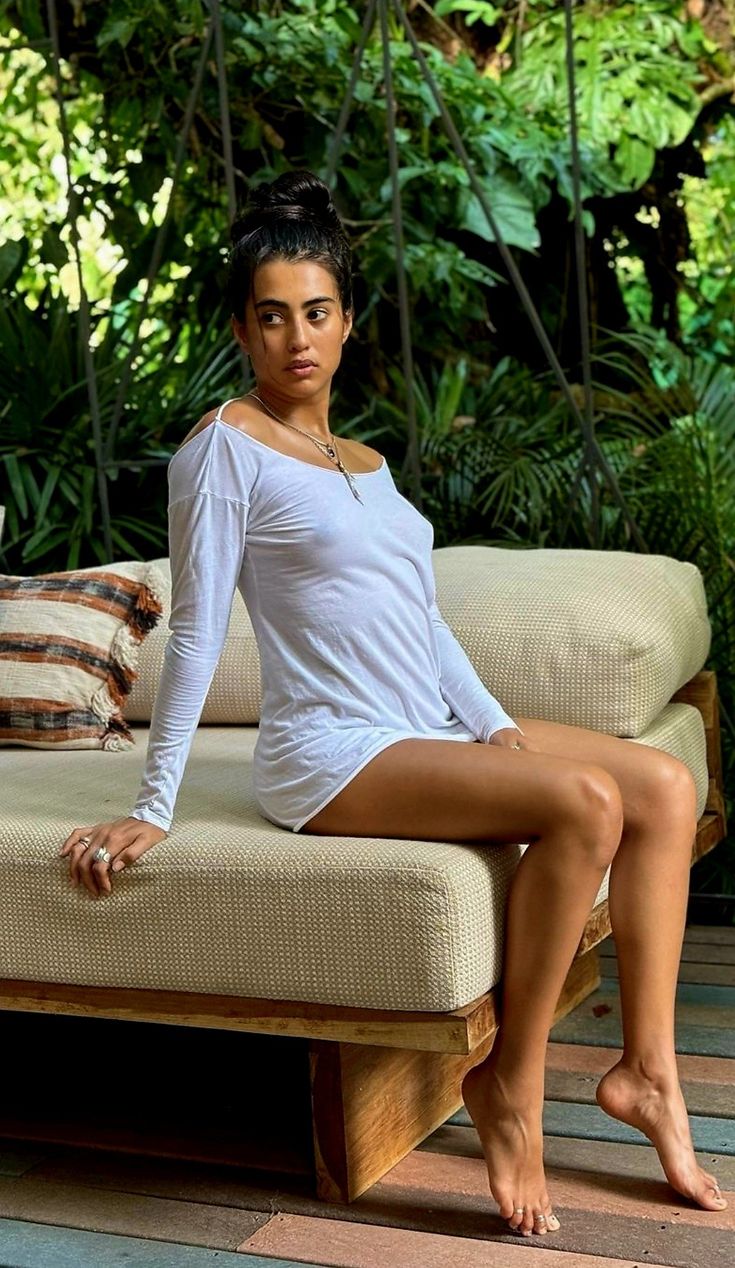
0, 924, 733, 1267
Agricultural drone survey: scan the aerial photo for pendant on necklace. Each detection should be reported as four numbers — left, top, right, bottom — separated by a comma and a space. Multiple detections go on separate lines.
337, 461, 364, 503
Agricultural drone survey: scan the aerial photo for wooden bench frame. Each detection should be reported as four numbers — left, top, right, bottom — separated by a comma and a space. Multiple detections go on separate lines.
0, 671, 727, 1203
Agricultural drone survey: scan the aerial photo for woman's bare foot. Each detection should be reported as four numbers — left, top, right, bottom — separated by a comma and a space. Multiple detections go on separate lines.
461, 1055, 561, 1236
596, 1058, 727, 1211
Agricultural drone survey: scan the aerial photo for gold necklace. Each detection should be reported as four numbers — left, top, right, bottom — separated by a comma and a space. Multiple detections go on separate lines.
246, 391, 364, 504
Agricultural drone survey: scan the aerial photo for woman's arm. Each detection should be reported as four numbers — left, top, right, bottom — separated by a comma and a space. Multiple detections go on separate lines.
129, 489, 249, 831
429, 598, 522, 743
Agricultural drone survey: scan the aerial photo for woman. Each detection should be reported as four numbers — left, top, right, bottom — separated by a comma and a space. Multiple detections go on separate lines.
61, 169, 726, 1234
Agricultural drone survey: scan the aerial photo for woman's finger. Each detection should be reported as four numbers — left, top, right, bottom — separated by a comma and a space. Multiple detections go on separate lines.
69, 836, 96, 888
76, 834, 117, 897
92, 852, 114, 896
77, 845, 102, 897
111, 835, 158, 873
60, 827, 95, 859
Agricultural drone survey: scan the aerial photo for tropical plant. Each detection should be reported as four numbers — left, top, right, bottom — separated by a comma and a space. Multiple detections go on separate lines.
0, 282, 241, 570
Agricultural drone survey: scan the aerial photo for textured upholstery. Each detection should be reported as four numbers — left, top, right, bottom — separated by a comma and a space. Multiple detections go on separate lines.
125, 557, 260, 724
1, 702, 707, 1010
125, 548, 710, 739
432, 547, 710, 738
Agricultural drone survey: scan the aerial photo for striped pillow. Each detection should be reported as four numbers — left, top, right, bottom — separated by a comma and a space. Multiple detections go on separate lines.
0, 561, 165, 750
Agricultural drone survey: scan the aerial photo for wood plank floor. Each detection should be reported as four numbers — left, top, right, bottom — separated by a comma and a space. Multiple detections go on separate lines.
0, 924, 733, 1267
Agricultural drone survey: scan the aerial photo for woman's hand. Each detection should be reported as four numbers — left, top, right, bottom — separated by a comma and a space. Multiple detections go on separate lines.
59, 817, 168, 898
488, 727, 540, 752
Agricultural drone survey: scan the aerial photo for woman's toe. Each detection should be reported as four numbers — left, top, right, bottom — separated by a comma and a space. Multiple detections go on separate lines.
704, 1182, 727, 1209
519, 1208, 535, 1236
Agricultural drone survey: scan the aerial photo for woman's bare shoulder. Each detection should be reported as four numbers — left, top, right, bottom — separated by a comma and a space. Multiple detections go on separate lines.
175, 399, 266, 453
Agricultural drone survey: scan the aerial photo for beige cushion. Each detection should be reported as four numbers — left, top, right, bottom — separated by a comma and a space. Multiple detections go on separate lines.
126, 549, 710, 737
433, 546, 710, 737
0, 560, 165, 750
126, 558, 261, 724
0, 702, 707, 1011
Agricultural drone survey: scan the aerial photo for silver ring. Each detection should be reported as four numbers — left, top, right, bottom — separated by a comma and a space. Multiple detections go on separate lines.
513, 1207, 525, 1214
535, 1214, 547, 1223
93, 846, 112, 865
78, 837, 92, 847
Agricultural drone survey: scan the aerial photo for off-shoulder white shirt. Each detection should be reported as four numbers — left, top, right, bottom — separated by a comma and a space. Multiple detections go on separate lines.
130, 404, 519, 833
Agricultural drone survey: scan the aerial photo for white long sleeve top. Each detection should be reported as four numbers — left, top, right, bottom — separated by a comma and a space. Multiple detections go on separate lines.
130, 407, 520, 833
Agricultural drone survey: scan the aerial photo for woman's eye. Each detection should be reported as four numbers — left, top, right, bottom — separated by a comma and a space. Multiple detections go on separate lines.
262, 312, 283, 325
309, 308, 328, 320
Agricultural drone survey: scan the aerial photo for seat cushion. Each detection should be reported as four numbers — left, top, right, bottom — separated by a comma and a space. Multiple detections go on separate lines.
1, 703, 707, 1012
125, 549, 710, 739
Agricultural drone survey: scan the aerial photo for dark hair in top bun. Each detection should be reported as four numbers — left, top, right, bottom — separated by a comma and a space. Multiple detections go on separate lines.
226, 170, 353, 321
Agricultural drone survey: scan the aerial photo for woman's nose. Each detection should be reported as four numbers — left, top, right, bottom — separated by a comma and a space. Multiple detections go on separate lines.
289, 322, 309, 349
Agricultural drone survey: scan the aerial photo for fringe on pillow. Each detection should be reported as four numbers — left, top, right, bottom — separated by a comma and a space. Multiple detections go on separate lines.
91, 562, 165, 749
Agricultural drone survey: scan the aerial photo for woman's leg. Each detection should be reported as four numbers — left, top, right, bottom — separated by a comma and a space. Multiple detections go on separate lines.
514, 716, 727, 1211
301, 737, 625, 1235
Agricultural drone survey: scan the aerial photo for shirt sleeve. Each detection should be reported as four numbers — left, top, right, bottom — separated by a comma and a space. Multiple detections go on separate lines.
429, 598, 522, 743
128, 489, 249, 831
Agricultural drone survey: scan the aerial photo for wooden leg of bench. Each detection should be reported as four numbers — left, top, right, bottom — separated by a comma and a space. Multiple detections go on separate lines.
309, 1031, 496, 1203
310, 945, 601, 1204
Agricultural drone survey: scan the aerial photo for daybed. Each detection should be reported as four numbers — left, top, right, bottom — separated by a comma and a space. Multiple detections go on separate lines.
0, 539, 727, 1202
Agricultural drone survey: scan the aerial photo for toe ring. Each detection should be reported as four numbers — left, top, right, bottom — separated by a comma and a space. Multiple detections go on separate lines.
535, 1214, 547, 1223
513, 1207, 525, 1215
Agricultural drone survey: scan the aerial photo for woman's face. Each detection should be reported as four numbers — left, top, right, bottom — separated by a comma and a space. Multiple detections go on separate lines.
232, 257, 353, 401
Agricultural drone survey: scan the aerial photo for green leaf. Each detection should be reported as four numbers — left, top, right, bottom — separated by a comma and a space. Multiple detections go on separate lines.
3, 455, 28, 519
615, 136, 655, 188
98, 16, 140, 50
0, 242, 26, 292
458, 175, 539, 251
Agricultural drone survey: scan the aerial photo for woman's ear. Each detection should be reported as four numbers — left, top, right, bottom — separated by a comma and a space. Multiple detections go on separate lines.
231, 313, 249, 352
342, 308, 354, 343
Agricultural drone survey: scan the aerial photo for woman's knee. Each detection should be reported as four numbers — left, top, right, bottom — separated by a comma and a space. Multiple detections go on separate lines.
639, 750, 698, 831
557, 765, 624, 868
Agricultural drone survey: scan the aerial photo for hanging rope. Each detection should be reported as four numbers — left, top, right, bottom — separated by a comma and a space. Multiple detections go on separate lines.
46, 0, 113, 559
326, 0, 378, 187
379, 0, 423, 508
103, 24, 214, 466
209, 0, 236, 223
390, 0, 646, 551
562, 0, 600, 547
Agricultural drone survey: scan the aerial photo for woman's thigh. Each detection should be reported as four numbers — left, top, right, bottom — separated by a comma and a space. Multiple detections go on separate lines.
299, 736, 613, 841
515, 716, 697, 835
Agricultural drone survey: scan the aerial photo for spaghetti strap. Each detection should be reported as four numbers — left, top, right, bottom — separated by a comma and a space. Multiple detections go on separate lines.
214, 397, 240, 423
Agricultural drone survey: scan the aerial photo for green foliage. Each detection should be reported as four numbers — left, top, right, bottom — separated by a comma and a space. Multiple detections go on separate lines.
0, 0, 723, 369
0, 282, 240, 570
506, 0, 707, 195
435, 1, 501, 27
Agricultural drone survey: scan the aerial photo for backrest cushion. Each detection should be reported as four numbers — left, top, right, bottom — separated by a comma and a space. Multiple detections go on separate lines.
127, 546, 711, 737
126, 558, 261, 724
432, 546, 710, 737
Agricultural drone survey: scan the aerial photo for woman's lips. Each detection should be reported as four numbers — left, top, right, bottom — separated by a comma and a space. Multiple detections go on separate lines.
286, 364, 316, 376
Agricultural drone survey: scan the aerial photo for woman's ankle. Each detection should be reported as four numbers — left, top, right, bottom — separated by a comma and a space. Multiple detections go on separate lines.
609, 1049, 679, 1088
472, 1041, 546, 1105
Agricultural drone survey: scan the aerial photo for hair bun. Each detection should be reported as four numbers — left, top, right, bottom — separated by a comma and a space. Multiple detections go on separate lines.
245, 169, 339, 226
